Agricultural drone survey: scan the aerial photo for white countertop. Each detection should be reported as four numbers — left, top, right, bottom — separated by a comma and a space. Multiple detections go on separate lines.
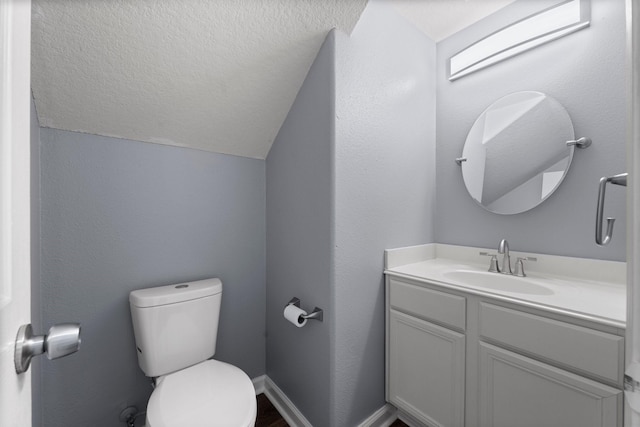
385, 244, 627, 329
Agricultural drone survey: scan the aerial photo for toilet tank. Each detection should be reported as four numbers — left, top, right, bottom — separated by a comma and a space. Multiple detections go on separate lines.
129, 278, 222, 377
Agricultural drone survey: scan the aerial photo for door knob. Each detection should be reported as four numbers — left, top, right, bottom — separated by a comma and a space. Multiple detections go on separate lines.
14, 323, 81, 374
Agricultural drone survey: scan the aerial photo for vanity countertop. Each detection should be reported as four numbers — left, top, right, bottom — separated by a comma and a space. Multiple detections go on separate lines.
385, 244, 626, 329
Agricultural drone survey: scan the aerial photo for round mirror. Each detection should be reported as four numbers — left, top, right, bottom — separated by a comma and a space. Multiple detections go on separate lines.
460, 91, 575, 215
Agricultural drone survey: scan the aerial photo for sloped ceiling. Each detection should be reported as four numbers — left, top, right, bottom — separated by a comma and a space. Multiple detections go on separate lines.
31, 0, 368, 159
31, 0, 515, 160
392, 0, 517, 42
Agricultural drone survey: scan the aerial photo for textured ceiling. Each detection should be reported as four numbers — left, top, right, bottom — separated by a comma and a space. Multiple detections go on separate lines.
392, 0, 517, 42
31, 0, 368, 159
31, 0, 515, 159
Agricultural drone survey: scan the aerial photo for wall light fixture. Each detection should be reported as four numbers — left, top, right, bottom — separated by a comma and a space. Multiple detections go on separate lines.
449, 0, 590, 81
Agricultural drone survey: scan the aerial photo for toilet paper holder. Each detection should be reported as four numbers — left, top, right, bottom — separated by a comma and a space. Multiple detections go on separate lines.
286, 297, 323, 322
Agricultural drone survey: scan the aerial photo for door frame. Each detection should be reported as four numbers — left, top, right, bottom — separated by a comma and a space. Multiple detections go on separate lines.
0, 0, 32, 425
627, 0, 640, 425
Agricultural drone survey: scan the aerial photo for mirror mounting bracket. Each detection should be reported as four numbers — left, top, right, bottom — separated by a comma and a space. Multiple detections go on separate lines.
566, 137, 592, 149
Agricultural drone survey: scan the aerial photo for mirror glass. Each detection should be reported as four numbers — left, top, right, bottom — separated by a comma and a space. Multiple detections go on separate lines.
460, 91, 575, 215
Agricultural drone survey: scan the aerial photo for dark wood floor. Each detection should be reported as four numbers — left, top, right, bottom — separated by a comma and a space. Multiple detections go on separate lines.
255, 394, 409, 427
256, 393, 289, 427
389, 420, 410, 427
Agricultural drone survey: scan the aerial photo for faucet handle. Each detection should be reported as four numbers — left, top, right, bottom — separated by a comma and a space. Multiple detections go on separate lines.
488, 255, 501, 273
514, 257, 526, 277
480, 252, 501, 273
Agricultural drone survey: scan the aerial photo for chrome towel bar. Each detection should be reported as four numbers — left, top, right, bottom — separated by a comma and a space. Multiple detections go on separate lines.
595, 173, 627, 246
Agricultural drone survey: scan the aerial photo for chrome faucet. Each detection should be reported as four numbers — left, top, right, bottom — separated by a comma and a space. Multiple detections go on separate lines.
498, 239, 512, 275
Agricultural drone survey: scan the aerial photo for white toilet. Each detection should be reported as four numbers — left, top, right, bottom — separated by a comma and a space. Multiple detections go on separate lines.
129, 278, 257, 427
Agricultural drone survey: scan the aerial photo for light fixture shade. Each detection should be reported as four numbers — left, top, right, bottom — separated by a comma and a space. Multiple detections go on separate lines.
449, 0, 590, 81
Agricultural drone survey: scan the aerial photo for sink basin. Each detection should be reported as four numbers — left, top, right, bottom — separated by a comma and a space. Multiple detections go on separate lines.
443, 270, 554, 295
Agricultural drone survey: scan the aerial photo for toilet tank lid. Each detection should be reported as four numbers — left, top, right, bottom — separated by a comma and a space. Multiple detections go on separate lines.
130, 278, 222, 308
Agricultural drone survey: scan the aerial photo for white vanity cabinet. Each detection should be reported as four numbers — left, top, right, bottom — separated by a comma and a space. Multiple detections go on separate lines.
479, 343, 620, 427
387, 279, 466, 426
385, 276, 624, 427
478, 303, 622, 427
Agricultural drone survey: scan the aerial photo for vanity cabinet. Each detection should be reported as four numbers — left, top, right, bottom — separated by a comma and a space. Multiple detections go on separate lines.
479, 342, 620, 427
387, 279, 467, 426
388, 310, 465, 427
385, 276, 624, 427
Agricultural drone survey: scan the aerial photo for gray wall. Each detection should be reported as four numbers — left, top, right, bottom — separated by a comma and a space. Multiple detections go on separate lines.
435, 0, 627, 261
266, 32, 334, 427
266, 1, 436, 425
332, 1, 436, 424
39, 129, 265, 427
30, 95, 42, 427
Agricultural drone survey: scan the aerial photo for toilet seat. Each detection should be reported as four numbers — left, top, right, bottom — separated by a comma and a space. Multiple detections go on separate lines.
146, 359, 257, 427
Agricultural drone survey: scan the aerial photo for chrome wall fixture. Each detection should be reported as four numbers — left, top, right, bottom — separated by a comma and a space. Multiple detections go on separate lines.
595, 173, 627, 246
286, 297, 323, 322
449, 0, 591, 81
566, 137, 592, 148
455, 136, 591, 166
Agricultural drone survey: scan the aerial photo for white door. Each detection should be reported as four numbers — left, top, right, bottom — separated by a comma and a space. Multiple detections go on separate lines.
0, 0, 32, 426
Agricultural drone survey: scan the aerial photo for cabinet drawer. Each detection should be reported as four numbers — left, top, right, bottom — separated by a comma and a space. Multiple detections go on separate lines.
390, 279, 465, 331
479, 303, 624, 384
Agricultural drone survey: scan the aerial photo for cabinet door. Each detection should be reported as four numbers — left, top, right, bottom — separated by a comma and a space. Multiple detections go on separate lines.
479, 342, 622, 427
389, 310, 465, 427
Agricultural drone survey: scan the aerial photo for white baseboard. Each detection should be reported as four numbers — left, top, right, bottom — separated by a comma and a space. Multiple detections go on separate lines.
397, 409, 422, 427
251, 374, 266, 395
254, 375, 400, 427
263, 376, 313, 427
357, 403, 398, 427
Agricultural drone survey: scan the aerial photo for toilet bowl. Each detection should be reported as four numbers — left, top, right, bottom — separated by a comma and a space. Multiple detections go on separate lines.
146, 360, 256, 427
129, 278, 256, 427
